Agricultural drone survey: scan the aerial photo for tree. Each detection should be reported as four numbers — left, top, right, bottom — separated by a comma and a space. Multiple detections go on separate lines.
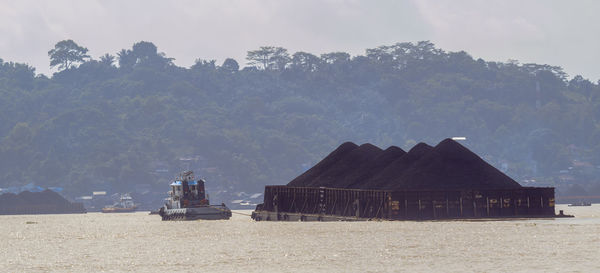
291, 52, 320, 72
247, 46, 273, 69
0, 59, 35, 89
132, 41, 174, 68
48, 40, 90, 71
191, 59, 216, 70
366, 45, 395, 64
117, 41, 174, 70
320, 52, 350, 64
99, 54, 115, 67
271, 47, 291, 70
117, 49, 135, 69
132, 41, 158, 58
247, 46, 290, 70
320, 52, 351, 74
220, 58, 239, 73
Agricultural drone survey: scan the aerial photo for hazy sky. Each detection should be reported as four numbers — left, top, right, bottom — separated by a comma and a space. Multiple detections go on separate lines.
0, 0, 598, 80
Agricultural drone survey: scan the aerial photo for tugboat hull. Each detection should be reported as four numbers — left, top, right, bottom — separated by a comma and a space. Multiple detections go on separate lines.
159, 205, 232, 221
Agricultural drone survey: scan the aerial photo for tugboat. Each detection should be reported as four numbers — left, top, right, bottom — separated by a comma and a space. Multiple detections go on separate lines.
102, 193, 137, 213
158, 171, 232, 220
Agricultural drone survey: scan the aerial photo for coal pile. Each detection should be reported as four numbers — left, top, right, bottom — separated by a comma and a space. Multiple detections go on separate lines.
305, 143, 383, 188
288, 143, 387, 188
0, 190, 86, 214
365, 142, 432, 189
345, 146, 406, 189
287, 142, 358, 187
395, 139, 521, 189
287, 139, 522, 190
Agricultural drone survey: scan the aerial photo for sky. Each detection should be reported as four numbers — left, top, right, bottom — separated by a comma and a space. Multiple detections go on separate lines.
0, 0, 598, 81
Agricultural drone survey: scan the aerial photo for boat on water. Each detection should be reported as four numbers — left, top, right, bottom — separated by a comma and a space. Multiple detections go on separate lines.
102, 193, 137, 213
158, 171, 231, 220
568, 202, 592, 207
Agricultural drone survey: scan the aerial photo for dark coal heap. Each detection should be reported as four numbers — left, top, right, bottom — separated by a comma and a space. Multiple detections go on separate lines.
287, 139, 522, 190
345, 146, 406, 189
288, 142, 358, 187
288, 143, 383, 188
0, 190, 85, 214
366, 142, 433, 189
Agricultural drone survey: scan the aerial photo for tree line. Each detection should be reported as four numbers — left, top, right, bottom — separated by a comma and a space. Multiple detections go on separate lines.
1, 40, 599, 198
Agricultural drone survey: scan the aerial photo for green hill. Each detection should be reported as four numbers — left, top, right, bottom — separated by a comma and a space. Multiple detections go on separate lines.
1, 40, 599, 199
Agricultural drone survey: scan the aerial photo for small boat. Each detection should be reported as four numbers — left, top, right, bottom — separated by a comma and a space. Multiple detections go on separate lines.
158, 171, 231, 220
102, 193, 137, 213
568, 202, 592, 207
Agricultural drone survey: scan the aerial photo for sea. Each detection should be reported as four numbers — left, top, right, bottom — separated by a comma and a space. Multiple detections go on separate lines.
1, 205, 599, 272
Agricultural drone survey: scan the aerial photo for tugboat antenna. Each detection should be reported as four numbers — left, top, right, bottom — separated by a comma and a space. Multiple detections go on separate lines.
178, 170, 195, 181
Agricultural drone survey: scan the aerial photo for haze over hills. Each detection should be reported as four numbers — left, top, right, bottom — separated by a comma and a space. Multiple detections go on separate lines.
1, 40, 599, 201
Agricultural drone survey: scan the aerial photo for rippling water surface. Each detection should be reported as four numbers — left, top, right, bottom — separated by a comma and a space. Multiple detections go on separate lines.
1, 205, 599, 272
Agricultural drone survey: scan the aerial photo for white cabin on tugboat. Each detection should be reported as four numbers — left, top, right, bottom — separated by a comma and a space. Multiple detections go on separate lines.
168, 179, 207, 209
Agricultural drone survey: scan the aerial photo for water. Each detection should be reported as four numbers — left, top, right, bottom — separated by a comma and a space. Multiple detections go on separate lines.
1, 205, 599, 272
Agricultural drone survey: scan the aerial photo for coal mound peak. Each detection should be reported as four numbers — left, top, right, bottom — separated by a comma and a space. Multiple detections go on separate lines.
367, 143, 433, 190
0, 189, 86, 215
398, 139, 522, 190
303, 143, 383, 188
407, 142, 433, 158
286, 139, 522, 190
0, 190, 74, 207
343, 145, 406, 189
287, 141, 358, 187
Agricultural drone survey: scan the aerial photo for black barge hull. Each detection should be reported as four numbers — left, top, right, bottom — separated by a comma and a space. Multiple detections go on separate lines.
252, 186, 567, 221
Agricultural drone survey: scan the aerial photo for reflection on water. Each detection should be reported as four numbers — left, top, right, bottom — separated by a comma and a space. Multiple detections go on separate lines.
1, 205, 599, 272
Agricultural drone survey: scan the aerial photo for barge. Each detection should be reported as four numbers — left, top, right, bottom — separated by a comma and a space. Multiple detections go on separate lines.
251, 186, 569, 221
252, 139, 571, 221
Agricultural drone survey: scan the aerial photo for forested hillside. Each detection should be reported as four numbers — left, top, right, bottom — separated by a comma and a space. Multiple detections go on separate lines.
1, 40, 599, 199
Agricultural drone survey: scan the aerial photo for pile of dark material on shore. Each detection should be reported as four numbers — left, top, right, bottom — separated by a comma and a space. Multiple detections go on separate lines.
287, 138, 522, 190
0, 190, 86, 215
